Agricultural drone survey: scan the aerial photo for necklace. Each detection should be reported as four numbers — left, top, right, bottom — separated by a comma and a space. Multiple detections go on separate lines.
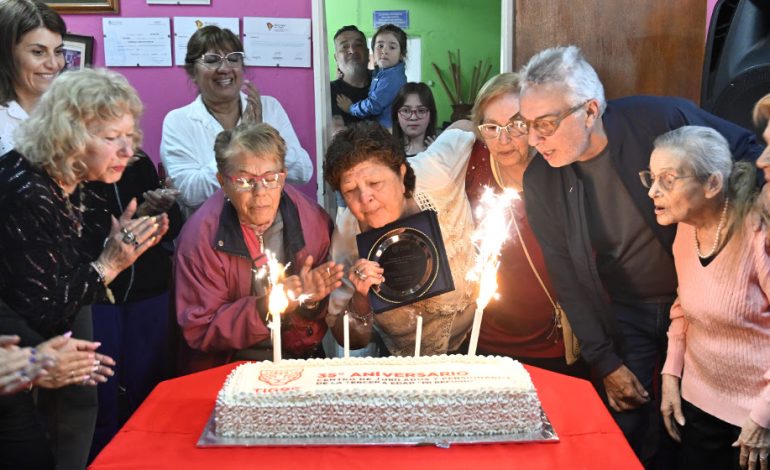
694, 197, 729, 259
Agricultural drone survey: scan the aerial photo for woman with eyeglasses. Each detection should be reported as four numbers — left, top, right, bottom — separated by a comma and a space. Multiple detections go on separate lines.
160, 26, 312, 219
391, 82, 437, 157
0, 68, 168, 469
459, 73, 588, 377
174, 123, 343, 374
644, 126, 770, 470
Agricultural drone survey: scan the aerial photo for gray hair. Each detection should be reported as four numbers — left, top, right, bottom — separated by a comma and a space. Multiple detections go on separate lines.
653, 126, 731, 183
654, 125, 757, 223
519, 45, 606, 115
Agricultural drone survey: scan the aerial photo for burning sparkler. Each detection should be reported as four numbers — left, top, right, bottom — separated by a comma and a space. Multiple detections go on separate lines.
466, 187, 520, 356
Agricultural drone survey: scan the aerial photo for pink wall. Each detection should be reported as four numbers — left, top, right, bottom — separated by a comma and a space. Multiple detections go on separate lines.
62, 1, 317, 196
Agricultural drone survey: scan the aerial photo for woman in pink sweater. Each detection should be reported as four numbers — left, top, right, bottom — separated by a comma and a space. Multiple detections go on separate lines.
642, 125, 770, 469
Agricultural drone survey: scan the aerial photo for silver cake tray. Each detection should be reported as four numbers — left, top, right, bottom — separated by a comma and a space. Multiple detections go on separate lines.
197, 407, 558, 448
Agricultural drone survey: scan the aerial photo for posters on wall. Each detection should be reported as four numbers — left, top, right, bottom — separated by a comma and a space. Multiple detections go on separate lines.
243, 17, 311, 68
103, 17, 172, 67
173, 17, 240, 65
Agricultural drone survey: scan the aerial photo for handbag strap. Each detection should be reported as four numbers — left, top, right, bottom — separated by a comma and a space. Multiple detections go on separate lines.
510, 206, 558, 311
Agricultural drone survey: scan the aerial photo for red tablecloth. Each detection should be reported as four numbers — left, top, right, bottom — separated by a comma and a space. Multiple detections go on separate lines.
89, 362, 641, 470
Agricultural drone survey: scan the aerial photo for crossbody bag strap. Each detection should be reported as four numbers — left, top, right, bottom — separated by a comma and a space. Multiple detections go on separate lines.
510, 210, 558, 310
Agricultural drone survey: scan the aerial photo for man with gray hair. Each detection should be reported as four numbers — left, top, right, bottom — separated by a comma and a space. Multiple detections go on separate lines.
517, 45, 763, 466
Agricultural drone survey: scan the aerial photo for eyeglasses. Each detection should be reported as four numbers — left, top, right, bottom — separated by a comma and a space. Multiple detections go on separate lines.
638, 170, 696, 192
94, 134, 134, 150
512, 101, 588, 137
397, 106, 430, 119
198, 52, 245, 69
477, 122, 526, 140
225, 171, 285, 192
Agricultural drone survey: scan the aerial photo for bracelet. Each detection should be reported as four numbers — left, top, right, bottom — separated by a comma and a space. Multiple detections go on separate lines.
345, 303, 373, 326
302, 299, 320, 310
91, 261, 115, 304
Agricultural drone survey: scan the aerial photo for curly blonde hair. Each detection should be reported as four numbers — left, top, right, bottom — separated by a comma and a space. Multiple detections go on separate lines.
15, 68, 143, 186
753, 93, 770, 129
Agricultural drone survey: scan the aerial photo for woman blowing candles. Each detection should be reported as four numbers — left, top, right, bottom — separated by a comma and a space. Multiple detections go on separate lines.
174, 123, 343, 373
0, 0, 66, 156
462, 73, 586, 376
391, 82, 437, 158
0, 68, 167, 469
161, 26, 312, 218
644, 126, 770, 470
324, 121, 477, 356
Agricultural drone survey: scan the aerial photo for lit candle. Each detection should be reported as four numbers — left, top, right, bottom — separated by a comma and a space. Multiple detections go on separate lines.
343, 312, 350, 358
466, 187, 519, 356
265, 250, 289, 363
414, 314, 423, 358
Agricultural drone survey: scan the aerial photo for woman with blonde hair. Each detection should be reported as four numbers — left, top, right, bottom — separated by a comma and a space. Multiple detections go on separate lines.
0, 68, 168, 469
462, 73, 585, 376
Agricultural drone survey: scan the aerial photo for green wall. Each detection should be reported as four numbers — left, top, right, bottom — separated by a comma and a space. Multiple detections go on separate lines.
326, 0, 501, 126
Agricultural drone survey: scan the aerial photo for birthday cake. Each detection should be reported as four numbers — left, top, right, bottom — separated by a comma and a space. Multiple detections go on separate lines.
214, 354, 543, 440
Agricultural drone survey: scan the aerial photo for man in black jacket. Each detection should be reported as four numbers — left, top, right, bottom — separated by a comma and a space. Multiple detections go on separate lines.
517, 45, 764, 467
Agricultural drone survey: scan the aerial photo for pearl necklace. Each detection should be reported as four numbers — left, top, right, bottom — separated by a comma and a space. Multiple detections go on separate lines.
694, 197, 729, 259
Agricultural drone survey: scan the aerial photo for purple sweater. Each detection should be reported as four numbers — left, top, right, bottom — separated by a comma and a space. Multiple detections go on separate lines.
662, 216, 770, 427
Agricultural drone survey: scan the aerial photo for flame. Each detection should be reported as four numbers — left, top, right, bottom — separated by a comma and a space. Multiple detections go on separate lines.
264, 250, 289, 321
466, 187, 520, 310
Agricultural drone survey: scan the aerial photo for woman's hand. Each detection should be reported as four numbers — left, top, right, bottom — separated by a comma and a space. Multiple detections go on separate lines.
136, 188, 180, 217
336, 94, 353, 114
348, 258, 384, 297
98, 198, 170, 283
283, 256, 345, 313
734, 418, 770, 470
0, 335, 54, 395
35, 336, 115, 388
242, 80, 263, 124
660, 374, 684, 442
424, 135, 436, 147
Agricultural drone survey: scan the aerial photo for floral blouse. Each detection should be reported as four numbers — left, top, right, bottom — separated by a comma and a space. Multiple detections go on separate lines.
0, 150, 109, 337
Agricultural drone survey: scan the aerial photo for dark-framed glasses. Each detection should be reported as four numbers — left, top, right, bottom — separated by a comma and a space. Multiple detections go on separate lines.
198, 52, 245, 69
477, 122, 526, 140
225, 171, 285, 192
512, 101, 588, 137
397, 106, 430, 119
638, 170, 696, 192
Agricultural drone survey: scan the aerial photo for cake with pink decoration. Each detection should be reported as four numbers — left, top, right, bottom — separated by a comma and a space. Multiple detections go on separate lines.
214, 354, 543, 440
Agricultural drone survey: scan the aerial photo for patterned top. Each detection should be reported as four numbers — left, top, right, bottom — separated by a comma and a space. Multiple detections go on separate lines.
0, 150, 108, 337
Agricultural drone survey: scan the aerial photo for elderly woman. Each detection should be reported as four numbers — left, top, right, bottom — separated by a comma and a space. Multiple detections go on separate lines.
461, 73, 585, 376
0, 0, 65, 156
324, 121, 477, 356
0, 68, 168, 469
645, 126, 770, 470
174, 123, 343, 374
391, 82, 437, 157
161, 25, 312, 218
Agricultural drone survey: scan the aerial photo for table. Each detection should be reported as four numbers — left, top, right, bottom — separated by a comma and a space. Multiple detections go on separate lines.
89, 362, 641, 469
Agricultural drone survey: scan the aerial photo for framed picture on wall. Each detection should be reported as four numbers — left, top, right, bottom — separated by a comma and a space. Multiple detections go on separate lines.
62, 34, 94, 71
46, 0, 119, 14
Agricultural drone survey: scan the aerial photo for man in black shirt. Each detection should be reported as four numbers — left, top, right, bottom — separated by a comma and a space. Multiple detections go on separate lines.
330, 25, 372, 131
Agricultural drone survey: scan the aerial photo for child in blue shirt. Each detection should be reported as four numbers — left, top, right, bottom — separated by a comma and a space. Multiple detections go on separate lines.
336, 24, 407, 130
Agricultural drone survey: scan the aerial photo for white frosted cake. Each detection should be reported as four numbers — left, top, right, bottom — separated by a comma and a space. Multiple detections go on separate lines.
214, 354, 543, 440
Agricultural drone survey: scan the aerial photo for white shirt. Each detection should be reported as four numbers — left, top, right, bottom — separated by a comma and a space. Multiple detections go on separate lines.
160, 93, 313, 218
329, 129, 479, 356
0, 101, 29, 156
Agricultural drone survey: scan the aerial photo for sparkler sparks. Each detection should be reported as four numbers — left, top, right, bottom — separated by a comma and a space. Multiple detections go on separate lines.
466, 187, 520, 355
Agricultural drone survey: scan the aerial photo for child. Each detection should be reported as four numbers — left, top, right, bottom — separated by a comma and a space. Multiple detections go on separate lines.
335, 24, 407, 130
